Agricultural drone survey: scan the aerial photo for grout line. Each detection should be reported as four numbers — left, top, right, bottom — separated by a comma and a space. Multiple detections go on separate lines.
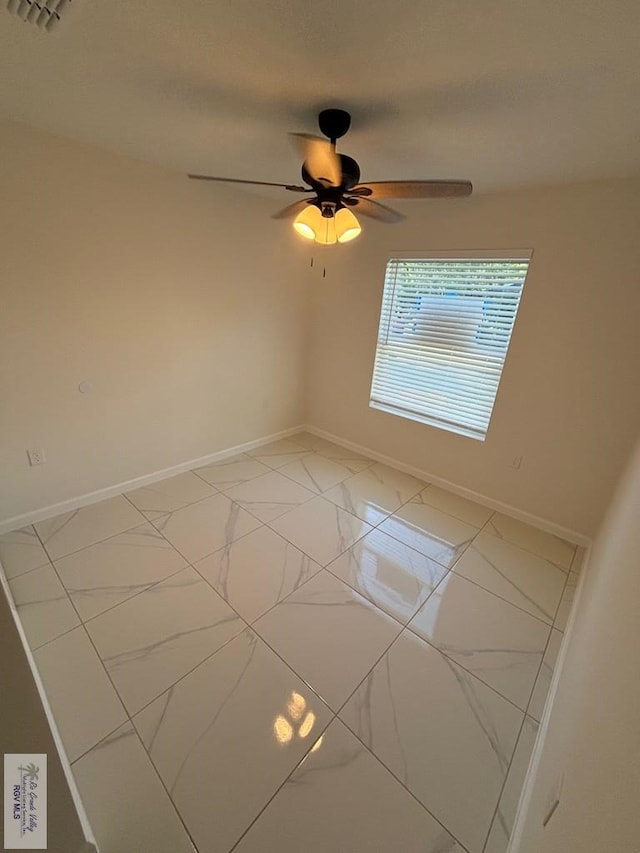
259, 475, 559, 632
119, 489, 272, 573
31, 479, 264, 568
77, 563, 196, 629
30, 501, 277, 801
36, 512, 149, 565
1, 554, 55, 583
479, 577, 570, 849
403, 621, 542, 716
218, 484, 318, 525
479, 711, 531, 853
216, 570, 472, 853
259, 494, 375, 567
72, 717, 203, 853
445, 570, 557, 628
68, 719, 132, 767
224, 712, 339, 853
322, 556, 447, 629
304, 425, 590, 547
123, 625, 342, 853
192, 541, 324, 630
329, 620, 473, 853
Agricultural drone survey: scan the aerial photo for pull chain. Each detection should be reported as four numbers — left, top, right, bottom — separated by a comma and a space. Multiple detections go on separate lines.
309, 256, 327, 278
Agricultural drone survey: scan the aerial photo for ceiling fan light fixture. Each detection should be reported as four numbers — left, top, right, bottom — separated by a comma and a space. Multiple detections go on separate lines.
293, 203, 339, 245
335, 206, 362, 243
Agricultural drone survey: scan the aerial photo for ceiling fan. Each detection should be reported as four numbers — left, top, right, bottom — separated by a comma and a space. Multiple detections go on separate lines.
188, 109, 472, 245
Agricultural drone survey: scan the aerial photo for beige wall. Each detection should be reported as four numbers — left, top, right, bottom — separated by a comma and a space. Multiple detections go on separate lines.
305, 179, 640, 536
0, 119, 306, 521
2, 118, 639, 538
511, 433, 640, 853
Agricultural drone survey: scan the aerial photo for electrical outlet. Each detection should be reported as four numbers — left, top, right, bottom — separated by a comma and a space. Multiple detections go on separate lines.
27, 448, 46, 466
510, 455, 523, 469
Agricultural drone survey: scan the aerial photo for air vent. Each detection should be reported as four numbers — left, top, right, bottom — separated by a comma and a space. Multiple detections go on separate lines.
6, 0, 71, 31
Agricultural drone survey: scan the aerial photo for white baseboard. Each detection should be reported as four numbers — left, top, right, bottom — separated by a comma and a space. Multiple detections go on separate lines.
506, 545, 591, 852
304, 424, 591, 547
0, 424, 304, 534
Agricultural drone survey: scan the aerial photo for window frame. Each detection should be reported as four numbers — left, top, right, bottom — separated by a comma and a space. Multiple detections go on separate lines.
369, 249, 533, 441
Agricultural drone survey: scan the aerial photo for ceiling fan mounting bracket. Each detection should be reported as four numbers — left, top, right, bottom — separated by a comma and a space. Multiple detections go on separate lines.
318, 109, 351, 142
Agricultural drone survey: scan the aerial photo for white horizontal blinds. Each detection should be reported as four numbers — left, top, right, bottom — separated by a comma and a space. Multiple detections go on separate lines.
370, 257, 529, 440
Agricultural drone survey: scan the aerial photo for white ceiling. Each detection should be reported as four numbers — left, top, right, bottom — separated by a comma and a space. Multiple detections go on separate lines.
1, 0, 639, 196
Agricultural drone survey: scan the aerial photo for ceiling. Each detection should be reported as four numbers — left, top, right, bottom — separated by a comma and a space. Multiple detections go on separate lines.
1, 0, 639, 196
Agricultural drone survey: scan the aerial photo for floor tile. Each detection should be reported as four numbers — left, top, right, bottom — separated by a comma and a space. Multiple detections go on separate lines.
195, 453, 272, 490
86, 566, 244, 715
0, 525, 50, 579
485, 513, 575, 570
452, 532, 566, 624
269, 496, 372, 566
246, 438, 312, 469
408, 572, 550, 710
72, 723, 196, 853
484, 716, 539, 853
152, 493, 261, 563
418, 484, 494, 527
125, 472, 216, 520
223, 470, 314, 522
254, 570, 401, 710
5, 445, 577, 853
327, 527, 447, 624
33, 626, 127, 762
527, 628, 563, 722
554, 569, 580, 632
195, 526, 321, 624
134, 629, 332, 853
324, 463, 425, 525
378, 499, 478, 568
301, 436, 375, 473
7, 564, 80, 649
340, 631, 523, 853
279, 453, 353, 493
289, 431, 322, 449
34, 496, 144, 560
54, 523, 187, 621
234, 718, 465, 853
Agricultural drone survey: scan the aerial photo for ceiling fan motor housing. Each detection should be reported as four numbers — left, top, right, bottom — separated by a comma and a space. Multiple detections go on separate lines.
301, 154, 361, 195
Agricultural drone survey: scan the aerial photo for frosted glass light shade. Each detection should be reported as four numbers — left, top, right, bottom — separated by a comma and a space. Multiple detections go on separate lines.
293, 205, 322, 240
335, 206, 361, 243
313, 214, 337, 245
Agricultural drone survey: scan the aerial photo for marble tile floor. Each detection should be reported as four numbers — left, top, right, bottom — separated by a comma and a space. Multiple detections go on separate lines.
0, 431, 583, 853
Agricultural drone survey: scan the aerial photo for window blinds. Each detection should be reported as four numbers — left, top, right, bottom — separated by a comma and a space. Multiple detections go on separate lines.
369, 256, 530, 440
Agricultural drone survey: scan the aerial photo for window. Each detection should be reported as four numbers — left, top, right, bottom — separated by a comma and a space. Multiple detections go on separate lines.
369, 253, 531, 441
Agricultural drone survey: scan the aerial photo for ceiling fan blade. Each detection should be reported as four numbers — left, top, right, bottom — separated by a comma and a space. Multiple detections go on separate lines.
271, 199, 314, 220
349, 180, 473, 199
289, 133, 342, 187
188, 174, 310, 192
349, 197, 404, 224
